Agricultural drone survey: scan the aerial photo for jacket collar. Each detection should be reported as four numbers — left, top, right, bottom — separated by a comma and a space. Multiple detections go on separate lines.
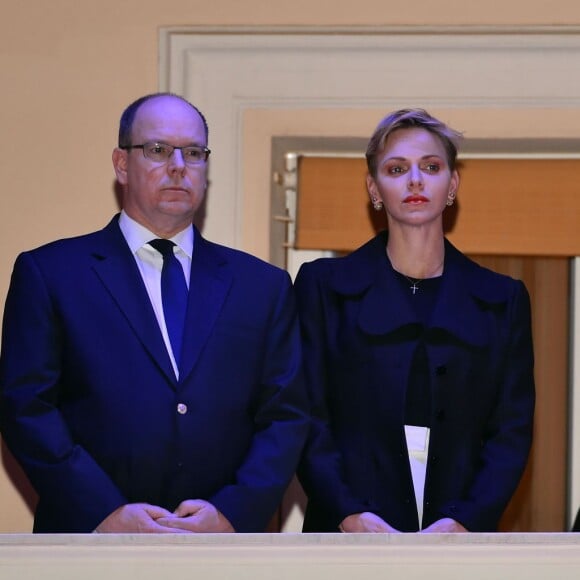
329, 231, 512, 346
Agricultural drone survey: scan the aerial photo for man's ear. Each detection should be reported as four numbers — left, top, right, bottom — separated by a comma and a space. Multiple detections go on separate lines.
112, 148, 128, 185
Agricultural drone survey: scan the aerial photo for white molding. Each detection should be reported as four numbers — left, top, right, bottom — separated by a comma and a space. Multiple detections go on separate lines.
160, 24, 580, 36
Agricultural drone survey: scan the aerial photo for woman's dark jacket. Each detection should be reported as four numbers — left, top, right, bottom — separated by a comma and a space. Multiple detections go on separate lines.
295, 232, 535, 532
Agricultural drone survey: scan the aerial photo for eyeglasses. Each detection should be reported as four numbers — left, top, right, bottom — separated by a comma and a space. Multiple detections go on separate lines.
121, 142, 211, 165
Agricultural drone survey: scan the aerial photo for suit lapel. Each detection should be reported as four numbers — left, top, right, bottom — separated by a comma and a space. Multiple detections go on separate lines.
178, 233, 232, 383
90, 217, 176, 384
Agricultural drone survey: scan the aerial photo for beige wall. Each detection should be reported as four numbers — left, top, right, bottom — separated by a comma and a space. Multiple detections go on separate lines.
2, 1, 580, 532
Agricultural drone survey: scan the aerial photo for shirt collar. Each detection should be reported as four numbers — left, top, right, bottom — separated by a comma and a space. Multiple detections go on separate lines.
119, 210, 194, 259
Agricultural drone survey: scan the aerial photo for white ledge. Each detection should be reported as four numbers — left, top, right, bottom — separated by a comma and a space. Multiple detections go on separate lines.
1, 533, 579, 580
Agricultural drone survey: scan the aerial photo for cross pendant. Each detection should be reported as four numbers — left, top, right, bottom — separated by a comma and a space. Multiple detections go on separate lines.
410, 282, 419, 294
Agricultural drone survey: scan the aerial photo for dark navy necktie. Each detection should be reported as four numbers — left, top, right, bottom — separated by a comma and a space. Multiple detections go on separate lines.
149, 239, 188, 367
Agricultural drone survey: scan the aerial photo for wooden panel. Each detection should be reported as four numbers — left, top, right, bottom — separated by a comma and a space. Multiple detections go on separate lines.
471, 256, 569, 532
295, 157, 580, 256
296, 156, 378, 251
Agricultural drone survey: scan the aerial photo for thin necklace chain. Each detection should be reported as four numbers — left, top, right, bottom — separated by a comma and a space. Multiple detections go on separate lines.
387, 248, 444, 295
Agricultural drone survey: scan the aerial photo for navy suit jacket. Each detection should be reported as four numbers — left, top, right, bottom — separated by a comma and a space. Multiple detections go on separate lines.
295, 231, 535, 532
0, 216, 308, 532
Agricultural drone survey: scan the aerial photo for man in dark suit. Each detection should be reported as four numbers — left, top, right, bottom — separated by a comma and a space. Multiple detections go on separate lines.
0, 93, 308, 533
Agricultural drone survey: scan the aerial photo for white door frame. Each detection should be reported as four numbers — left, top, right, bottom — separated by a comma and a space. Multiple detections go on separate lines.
160, 25, 580, 528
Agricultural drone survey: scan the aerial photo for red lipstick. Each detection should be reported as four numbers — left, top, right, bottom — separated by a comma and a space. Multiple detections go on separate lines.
403, 195, 429, 204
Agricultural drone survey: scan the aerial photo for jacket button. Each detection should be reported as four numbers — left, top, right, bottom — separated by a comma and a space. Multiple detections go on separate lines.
177, 403, 188, 415
436, 409, 446, 421
435, 365, 447, 376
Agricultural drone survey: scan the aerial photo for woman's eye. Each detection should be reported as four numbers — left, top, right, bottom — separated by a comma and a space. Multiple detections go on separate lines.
388, 165, 405, 175
424, 163, 440, 173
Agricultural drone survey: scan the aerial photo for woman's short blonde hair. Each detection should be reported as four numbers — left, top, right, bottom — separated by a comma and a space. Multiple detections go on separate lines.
365, 108, 463, 177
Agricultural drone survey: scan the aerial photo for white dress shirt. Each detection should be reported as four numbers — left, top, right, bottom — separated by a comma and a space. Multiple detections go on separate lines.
118, 210, 193, 378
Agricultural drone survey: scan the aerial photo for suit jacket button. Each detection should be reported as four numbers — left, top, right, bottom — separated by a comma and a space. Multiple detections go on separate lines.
435, 365, 447, 376
177, 403, 188, 415
436, 409, 446, 421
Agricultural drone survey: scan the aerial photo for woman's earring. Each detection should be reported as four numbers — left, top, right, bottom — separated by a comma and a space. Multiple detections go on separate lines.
446, 192, 456, 207
372, 199, 384, 211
